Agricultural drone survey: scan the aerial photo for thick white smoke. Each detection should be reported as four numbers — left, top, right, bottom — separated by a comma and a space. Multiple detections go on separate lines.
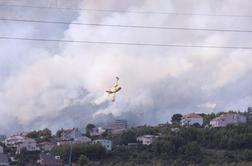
1, 0, 252, 134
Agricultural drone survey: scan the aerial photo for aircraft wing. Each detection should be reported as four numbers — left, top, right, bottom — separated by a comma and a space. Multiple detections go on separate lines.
106, 90, 113, 94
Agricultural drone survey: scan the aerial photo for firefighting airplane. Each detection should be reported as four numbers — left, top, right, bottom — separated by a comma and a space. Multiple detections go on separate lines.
106, 77, 122, 102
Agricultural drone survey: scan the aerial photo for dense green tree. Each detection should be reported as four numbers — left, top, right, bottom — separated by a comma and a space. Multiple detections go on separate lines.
151, 139, 175, 155
52, 143, 106, 162
86, 124, 96, 136
201, 113, 216, 126
40, 128, 52, 138
178, 141, 202, 162
120, 130, 137, 145
171, 114, 183, 125
26, 131, 39, 138
56, 128, 64, 138
17, 147, 40, 165
134, 125, 159, 136
26, 128, 52, 139
78, 155, 90, 166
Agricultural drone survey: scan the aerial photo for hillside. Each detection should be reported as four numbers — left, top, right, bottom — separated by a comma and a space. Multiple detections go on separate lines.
51, 120, 252, 166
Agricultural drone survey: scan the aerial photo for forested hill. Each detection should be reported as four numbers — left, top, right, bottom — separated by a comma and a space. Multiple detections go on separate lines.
52, 120, 252, 166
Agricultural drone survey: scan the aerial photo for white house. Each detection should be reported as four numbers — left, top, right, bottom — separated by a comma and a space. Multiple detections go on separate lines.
137, 135, 158, 145
61, 128, 82, 141
93, 139, 112, 151
210, 113, 247, 127
90, 127, 106, 136
181, 113, 203, 126
5, 135, 24, 148
16, 138, 40, 154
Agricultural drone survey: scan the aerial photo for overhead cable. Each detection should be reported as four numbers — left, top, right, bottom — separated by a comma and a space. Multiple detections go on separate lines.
0, 4, 252, 18
0, 36, 252, 50
1, 18, 252, 33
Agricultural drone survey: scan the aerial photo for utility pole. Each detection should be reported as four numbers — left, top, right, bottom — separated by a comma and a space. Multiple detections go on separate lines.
68, 141, 73, 166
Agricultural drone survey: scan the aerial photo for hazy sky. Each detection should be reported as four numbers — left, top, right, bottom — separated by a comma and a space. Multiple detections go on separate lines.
1, 0, 252, 134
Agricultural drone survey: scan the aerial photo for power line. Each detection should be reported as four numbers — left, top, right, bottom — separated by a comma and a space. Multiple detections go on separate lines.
0, 3, 252, 18
1, 18, 252, 33
0, 36, 252, 50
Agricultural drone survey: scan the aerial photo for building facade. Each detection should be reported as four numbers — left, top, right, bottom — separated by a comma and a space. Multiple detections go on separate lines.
61, 128, 82, 141
137, 135, 158, 146
90, 127, 106, 136
248, 107, 252, 119
210, 113, 247, 127
38, 142, 55, 152
5, 135, 24, 148
0, 135, 6, 143
181, 113, 203, 126
109, 119, 128, 133
16, 138, 40, 154
93, 139, 112, 151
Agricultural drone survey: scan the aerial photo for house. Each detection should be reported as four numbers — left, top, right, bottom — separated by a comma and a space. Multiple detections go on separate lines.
137, 135, 158, 145
0, 153, 9, 166
181, 113, 203, 126
38, 154, 63, 166
5, 135, 24, 148
93, 139, 112, 151
248, 107, 252, 119
61, 128, 82, 141
107, 119, 128, 134
38, 142, 55, 152
210, 113, 247, 127
16, 138, 40, 154
0, 135, 6, 143
90, 127, 106, 136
